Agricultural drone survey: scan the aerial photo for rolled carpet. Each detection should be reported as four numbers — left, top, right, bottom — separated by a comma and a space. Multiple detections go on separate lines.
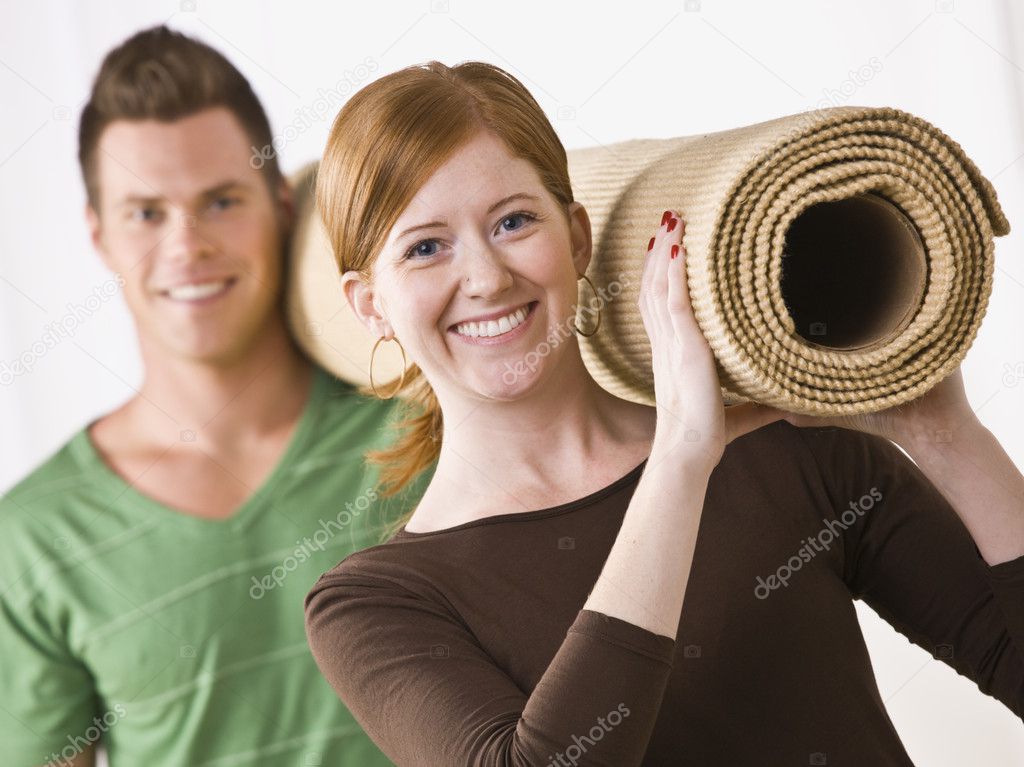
286, 105, 1010, 415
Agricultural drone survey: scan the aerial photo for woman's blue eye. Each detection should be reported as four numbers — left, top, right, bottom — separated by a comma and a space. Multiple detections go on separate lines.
499, 211, 536, 232
402, 212, 538, 260
405, 239, 441, 259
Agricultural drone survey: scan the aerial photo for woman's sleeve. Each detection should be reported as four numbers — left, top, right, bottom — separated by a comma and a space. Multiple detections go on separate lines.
304, 560, 676, 767
794, 425, 1024, 719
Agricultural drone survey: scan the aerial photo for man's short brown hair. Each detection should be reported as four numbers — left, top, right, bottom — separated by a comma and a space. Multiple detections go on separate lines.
78, 24, 284, 210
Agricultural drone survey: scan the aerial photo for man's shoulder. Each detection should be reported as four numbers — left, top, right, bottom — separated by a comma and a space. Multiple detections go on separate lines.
2, 429, 92, 517
308, 365, 416, 447
0, 428, 101, 572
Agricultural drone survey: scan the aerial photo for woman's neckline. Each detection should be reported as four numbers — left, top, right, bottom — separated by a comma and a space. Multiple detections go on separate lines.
394, 455, 650, 538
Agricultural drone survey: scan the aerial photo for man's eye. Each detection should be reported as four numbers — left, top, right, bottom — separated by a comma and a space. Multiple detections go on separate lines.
404, 239, 442, 260
497, 211, 537, 233
210, 196, 240, 211
132, 207, 162, 223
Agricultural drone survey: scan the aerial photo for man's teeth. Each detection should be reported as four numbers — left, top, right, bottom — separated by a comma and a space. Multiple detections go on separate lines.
455, 304, 530, 338
165, 280, 230, 301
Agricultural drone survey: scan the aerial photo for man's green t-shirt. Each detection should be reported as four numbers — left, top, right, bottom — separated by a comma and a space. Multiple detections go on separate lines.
0, 365, 432, 766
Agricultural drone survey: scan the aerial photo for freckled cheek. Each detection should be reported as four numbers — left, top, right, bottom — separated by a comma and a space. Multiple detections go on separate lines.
386, 291, 444, 345
525, 235, 576, 303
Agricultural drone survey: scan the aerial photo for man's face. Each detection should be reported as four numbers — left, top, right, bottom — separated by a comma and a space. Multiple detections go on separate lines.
87, 106, 291, 365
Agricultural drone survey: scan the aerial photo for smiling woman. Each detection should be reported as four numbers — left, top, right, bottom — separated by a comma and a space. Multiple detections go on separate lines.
303, 59, 1024, 767
313, 61, 590, 505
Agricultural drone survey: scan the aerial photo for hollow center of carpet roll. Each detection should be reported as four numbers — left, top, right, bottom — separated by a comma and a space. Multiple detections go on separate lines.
779, 193, 927, 351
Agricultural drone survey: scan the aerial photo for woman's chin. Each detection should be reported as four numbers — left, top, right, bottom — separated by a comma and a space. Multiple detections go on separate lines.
465, 366, 545, 403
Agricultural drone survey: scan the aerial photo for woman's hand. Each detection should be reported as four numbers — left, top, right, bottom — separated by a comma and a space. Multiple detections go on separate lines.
638, 209, 786, 473
778, 365, 978, 449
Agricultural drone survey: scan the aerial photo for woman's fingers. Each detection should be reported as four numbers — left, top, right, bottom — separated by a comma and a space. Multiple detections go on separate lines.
662, 213, 703, 348
640, 209, 676, 342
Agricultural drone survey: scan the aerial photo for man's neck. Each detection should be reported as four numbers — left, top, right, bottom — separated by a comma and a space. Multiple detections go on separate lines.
127, 318, 315, 448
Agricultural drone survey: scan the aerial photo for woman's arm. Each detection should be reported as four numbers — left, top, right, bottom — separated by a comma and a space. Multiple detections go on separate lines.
584, 209, 786, 639
793, 423, 1024, 719
783, 366, 1023, 566
901, 415, 1024, 567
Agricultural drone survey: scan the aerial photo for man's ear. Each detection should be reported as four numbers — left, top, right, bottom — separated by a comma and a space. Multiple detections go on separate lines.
85, 202, 115, 271
567, 201, 593, 277
341, 270, 393, 340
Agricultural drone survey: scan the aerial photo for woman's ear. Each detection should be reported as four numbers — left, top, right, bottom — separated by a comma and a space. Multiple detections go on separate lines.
567, 201, 593, 276
341, 270, 393, 339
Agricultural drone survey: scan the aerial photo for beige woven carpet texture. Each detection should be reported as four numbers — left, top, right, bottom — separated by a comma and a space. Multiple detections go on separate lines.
287, 105, 1010, 415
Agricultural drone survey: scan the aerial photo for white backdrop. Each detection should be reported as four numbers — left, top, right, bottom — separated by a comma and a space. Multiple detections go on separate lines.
1, 0, 1022, 763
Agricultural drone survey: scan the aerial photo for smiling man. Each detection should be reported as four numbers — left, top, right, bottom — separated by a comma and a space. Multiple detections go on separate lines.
0, 25, 429, 767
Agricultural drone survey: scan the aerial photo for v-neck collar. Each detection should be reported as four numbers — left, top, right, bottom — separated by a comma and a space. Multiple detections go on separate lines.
68, 366, 329, 533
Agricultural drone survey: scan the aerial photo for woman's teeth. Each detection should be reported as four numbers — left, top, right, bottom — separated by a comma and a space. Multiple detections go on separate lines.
454, 304, 530, 338
164, 279, 231, 301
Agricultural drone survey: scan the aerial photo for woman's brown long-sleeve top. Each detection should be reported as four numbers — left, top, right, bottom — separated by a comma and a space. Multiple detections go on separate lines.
305, 422, 1024, 766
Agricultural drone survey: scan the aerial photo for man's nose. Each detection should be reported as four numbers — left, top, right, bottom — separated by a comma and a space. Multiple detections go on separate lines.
164, 211, 213, 262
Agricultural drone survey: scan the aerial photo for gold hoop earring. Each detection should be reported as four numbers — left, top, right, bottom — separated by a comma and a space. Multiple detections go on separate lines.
369, 335, 408, 399
572, 273, 602, 337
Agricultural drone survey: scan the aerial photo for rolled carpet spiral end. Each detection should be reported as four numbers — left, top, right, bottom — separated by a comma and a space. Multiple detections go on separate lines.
569, 105, 1010, 415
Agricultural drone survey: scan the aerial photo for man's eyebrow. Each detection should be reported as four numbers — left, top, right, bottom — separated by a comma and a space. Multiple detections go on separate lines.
117, 180, 251, 207
396, 192, 540, 240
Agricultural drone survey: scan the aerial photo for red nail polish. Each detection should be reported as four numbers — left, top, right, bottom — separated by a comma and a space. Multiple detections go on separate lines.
648, 236, 656, 251
661, 210, 671, 226
670, 244, 679, 259
667, 217, 678, 232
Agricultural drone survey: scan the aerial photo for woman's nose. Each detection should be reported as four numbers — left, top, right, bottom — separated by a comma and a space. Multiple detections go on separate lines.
458, 243, 513, 297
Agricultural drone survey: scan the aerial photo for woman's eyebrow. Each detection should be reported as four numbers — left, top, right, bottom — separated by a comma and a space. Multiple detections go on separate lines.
396, 192, 540, 240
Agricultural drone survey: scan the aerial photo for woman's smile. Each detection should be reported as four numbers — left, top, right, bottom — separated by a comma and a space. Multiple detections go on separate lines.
447, 300, 539, 346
